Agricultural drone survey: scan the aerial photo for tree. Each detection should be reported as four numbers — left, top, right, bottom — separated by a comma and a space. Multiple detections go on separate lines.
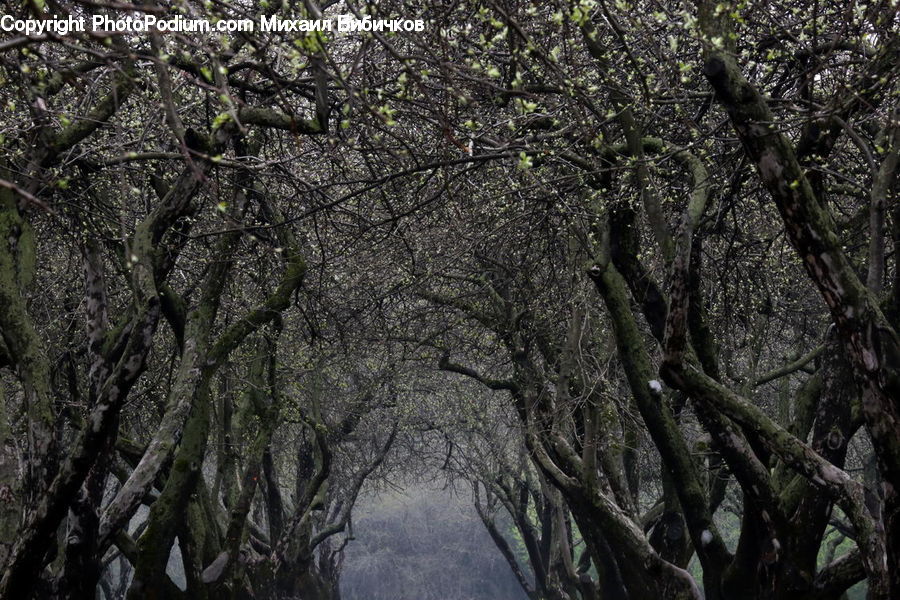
0, 0, 898, 598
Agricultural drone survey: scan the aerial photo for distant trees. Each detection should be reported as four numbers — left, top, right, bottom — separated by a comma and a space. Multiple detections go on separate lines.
0, 0, 897, 599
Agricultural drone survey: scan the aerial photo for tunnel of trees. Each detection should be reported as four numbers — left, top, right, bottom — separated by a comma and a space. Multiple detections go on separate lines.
0, 0, 897, 598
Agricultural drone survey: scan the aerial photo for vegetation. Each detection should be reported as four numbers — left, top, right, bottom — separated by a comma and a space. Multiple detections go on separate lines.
0, 0, 897, 598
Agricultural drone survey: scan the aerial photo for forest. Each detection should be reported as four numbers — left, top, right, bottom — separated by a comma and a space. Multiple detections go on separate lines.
0, 0, 897, 598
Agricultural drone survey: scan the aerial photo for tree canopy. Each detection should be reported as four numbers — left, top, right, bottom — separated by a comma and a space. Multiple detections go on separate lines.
0, 0, 897, 598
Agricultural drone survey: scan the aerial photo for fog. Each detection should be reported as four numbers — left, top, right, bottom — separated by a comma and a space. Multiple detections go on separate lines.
341, 483, 529, 600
